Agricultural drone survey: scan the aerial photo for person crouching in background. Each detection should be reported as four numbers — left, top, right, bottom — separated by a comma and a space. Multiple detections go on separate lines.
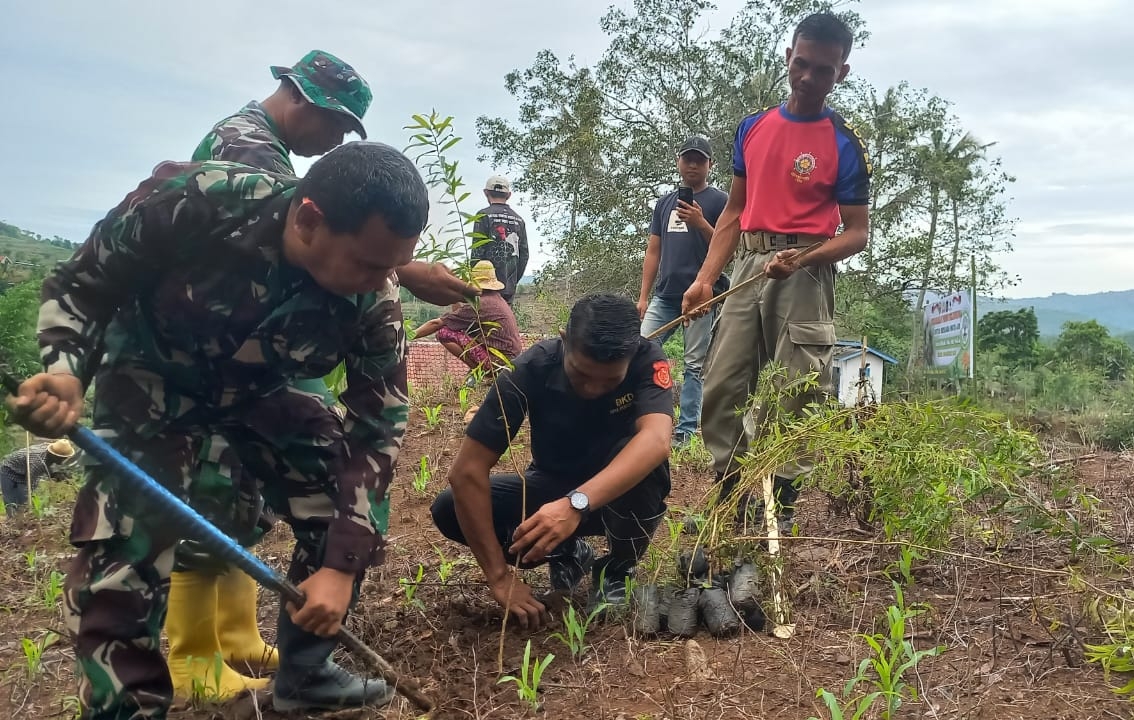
413, 260, 523, 386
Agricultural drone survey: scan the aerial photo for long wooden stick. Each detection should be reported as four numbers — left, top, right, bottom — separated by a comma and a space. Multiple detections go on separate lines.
763, 473, 795, 639
644, 243, 822, 340
25, 432, 32, 508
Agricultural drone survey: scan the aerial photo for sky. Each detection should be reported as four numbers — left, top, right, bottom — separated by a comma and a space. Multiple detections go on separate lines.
0, 0, 1128, 300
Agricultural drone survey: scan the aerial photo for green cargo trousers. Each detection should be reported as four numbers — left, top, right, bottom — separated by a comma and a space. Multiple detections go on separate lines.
700, 243, 836, 482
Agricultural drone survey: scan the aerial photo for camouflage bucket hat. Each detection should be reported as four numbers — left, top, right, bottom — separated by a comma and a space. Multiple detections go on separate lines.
271, 50, 372, 139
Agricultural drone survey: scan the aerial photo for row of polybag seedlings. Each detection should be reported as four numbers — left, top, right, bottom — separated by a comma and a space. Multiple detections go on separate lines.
629, 547, 765, 638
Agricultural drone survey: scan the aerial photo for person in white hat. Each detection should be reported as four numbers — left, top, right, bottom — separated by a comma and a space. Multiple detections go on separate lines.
0, 438, 75, 513
472, 175, 529, 305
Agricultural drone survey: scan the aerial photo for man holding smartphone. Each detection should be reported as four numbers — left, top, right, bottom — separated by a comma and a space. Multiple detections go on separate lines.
637, 136, 729, 449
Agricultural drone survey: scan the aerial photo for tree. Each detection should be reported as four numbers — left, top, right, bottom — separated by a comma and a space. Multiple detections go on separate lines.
904, 128, 1013, 366
976, 308, 1039, 368
477, 53, 644, 296
1053, 320, 1133, 380
477, 0, 865, 299
0, 275, 43, 378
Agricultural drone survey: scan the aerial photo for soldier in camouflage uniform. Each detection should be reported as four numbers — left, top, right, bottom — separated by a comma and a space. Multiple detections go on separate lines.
193, 49, 371, 175
173, 50, 480, 701
166, 48, 372, 700
195, 49, 477, 307
6, 141, 425, 718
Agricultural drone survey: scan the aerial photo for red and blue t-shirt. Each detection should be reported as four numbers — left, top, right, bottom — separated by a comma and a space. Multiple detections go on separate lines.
732, 103, 871, 237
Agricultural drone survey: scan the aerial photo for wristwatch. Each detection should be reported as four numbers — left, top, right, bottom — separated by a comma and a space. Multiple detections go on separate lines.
567, 490, 591, 520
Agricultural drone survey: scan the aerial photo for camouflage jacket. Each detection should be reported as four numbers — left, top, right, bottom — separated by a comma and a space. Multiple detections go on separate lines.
38, 161, 408, 567
192, 101, 295, 175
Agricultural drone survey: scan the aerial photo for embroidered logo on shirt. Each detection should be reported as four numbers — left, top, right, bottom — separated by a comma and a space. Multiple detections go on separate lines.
611, 392, 635, 414
791, 152, 816, 183
652, 360, 673, 390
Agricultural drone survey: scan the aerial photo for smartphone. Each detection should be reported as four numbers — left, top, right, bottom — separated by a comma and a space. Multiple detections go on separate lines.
677, 186, 694, 205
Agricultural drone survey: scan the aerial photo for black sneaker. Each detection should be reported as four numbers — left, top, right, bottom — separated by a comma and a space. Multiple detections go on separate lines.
548, 537, 595, 593
671, 432, 692, 450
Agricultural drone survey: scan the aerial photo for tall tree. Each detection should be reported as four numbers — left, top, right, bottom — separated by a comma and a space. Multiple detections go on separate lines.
976, 308, 1040, 368
905, 129, 998, 366
1053, 320, 1133, 381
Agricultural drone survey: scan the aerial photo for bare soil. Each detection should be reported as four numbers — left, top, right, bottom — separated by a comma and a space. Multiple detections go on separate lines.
1, 396, 1132, 720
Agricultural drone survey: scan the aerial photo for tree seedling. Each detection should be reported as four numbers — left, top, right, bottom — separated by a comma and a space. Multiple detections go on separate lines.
423, 404, 443, 430
30, 492, 48, 518
21, 631, 58, 679
550, 602, 608, 660
40, 569, 64, 609
399, 564, 426, 611
859, 583, 943, 718
1083, 590, 1134, 695
498, 639, 554, 712
186, 653, 227, 704
434, 545, 456, 585
810, 582, 943, 720
413, 455, 432, 494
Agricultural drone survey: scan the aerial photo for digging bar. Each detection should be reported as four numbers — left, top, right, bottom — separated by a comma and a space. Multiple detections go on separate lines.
0, 369, 435, 713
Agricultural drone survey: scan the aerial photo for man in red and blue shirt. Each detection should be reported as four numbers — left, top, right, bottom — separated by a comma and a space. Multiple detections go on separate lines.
682, 12, 871, 530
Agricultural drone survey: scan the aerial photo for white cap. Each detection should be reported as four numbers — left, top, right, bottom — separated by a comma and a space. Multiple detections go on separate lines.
485, 174, 512, 193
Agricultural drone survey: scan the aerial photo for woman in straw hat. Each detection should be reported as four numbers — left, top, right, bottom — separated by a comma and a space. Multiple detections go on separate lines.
413, 260, 524, 382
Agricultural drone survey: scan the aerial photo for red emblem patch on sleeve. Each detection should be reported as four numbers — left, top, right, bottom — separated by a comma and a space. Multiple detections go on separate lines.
652, 360, 673, 389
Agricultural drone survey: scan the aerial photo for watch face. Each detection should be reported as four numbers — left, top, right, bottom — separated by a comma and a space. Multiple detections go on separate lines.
570, 492, 588, 511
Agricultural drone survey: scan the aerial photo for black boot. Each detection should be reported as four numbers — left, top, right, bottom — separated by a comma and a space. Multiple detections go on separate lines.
730, 476, 802, 537
272, 609, 394, 712
716, 471, 757, 531
590, 491, 666, 616
773, 475, 800, 533
547, 536, 596, 593
587, 555, 636, 615
715, 470, 739, 503
744, 476, 800, 538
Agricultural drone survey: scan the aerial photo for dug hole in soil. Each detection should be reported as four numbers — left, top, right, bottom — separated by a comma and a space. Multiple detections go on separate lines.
0, 403, 1132, 720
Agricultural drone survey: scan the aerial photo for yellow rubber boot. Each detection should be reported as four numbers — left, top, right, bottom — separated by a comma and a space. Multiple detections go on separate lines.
215, 568, 279, 672
165, 570, 269, 700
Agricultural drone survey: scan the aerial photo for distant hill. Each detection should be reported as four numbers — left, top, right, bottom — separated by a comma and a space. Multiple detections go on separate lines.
978, 290, 1134, 338
0, 221, 76, 272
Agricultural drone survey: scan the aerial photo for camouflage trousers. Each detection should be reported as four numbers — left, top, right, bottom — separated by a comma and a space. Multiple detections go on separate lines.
64, 382, 390, 720
173, 377, 344, 570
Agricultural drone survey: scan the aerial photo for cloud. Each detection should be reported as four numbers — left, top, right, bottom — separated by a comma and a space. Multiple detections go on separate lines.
1024, 220, 1134, 238
847, 0, 1132, 298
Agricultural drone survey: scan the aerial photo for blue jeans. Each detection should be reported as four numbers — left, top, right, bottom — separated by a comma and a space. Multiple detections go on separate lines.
641, 295, 715, 438
0, 470, 38, 511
